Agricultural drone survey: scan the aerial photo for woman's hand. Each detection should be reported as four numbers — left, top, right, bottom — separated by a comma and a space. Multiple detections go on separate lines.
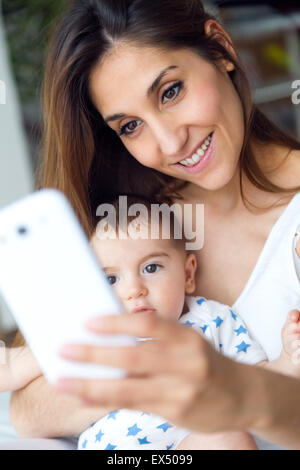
56, 313, 258, 434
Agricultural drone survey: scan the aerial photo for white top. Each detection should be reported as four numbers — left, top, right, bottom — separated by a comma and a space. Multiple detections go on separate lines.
232, 192, 300, 361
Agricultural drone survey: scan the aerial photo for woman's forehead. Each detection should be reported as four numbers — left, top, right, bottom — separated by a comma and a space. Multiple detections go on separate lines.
88, 44, 205, 116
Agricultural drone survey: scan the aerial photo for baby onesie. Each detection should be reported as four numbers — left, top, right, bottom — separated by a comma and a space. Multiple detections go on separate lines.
78, 296, 267, 450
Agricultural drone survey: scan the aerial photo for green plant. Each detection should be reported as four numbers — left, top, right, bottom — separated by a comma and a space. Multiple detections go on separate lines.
2, 0, 68, 104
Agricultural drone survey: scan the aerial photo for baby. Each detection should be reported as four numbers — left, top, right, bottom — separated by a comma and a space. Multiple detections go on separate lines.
77, 196, 300, 450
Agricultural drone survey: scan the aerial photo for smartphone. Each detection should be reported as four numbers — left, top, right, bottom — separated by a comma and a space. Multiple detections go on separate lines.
0, 189, 136, 383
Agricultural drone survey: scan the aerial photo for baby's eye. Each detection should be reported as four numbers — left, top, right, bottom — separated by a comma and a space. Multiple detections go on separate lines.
106, 275, 118, 285
143, 264, 161, 274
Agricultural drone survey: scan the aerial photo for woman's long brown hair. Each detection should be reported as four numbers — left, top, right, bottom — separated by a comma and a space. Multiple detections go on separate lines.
38, 0, 300, 236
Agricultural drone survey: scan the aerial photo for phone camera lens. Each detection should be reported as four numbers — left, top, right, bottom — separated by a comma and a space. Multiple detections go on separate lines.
17, 226, 28, 236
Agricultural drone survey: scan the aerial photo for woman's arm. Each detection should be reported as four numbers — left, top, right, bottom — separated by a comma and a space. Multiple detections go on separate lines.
10, 375, 113, 438
56, 313, 300, 449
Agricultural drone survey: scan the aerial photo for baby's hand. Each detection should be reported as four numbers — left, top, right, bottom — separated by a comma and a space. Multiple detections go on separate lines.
281, 310, 300, 366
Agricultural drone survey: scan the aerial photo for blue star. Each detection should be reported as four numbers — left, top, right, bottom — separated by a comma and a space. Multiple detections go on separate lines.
127, 423, 142, 436
138, 436, 151, 445
230, 309, 237, 321
105, 443, 117, 450
200, 324, 208, 334
234, 325, 247, 336
236, 341, 251, 353
107, 410, 120, 420
219, 344, 223, 348
141, 412, 150, 416
166, 443, 174, 450
184, 320, 195, 327
213, 316, 223, 328
157, 422, 173, 432
95, 430, 104, 443
81, 439, 88, 449
196, 298, 206, 306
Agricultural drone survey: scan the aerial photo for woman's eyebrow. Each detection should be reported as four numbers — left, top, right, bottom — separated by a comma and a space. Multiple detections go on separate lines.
104, 65, 178, 124
146, 65, 178, 98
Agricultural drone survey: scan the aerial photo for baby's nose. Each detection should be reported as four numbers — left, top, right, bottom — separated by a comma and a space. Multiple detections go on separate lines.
126, 282, 148, 300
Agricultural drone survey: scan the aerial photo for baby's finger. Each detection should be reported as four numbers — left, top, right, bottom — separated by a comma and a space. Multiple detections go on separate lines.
285, 322, 300, 335
287, 309, 300, 323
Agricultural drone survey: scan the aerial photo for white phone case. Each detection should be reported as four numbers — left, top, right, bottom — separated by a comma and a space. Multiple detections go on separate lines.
0, 189, 136, 383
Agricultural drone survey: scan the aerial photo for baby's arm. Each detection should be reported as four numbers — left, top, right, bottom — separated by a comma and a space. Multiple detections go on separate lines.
0, 345, 41, 393
176, 431, 258, 450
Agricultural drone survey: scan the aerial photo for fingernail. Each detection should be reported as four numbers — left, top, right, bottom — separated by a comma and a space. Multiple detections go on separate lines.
86, 317, 105, 330
59, 345, 77, 358
56, 378, 75, 393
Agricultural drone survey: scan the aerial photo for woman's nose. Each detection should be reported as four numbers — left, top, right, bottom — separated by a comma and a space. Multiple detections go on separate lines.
149, 117, 188, 158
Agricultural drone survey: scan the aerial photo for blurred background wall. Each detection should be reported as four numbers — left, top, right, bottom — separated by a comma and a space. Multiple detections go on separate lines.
0, 0, 300, 336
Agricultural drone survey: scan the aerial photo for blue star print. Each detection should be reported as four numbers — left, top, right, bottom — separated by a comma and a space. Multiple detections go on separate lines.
196, 298, 206, 306
230, 309, 237, 321
81, 440, 87, 449
184, 320, 195, 327
105, 443, 117, 450
127, 423, 142, 436
213, 316, 223, 328
234, 325, 247, 336
166, 443, 174, 450
236, 341, 251, 353
157, 422, 173, 432
95, 430, 104, 443
200, 324, 208, 334
138, 436, 151, 445
107, 410, 120, 420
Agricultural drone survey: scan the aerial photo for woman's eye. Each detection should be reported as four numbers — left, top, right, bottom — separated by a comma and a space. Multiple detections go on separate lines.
143, 264, 161, 274
118, 81, 183, 136
107, 275, 118, 285
119, 119, 142, 137
161, 81, 182, 104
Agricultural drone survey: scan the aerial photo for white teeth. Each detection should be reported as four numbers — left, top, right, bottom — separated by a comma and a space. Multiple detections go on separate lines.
179, 133, 212, 167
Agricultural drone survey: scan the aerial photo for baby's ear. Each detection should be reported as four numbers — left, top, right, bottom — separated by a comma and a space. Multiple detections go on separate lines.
184, 253, 197, 294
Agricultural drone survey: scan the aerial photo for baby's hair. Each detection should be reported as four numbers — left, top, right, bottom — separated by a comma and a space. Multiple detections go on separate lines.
93, 194, 186, 249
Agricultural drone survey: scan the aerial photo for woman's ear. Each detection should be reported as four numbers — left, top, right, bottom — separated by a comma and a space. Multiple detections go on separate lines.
204, 19, 237, 71
184, 253, 197, 295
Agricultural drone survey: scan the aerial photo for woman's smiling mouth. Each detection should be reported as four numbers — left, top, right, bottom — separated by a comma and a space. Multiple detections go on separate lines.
174, 132, 215, 174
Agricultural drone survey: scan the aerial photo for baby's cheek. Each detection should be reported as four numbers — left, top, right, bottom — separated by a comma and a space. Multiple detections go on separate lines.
160, 285, 186, 321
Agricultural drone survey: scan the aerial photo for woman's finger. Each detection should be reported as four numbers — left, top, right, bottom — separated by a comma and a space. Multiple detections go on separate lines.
86, 312, 190, 341
59, 326, 209, 375
55, 374, 197, 412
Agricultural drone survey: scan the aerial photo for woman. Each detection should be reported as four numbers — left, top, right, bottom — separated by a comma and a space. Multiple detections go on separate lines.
11, 0, 300, 449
